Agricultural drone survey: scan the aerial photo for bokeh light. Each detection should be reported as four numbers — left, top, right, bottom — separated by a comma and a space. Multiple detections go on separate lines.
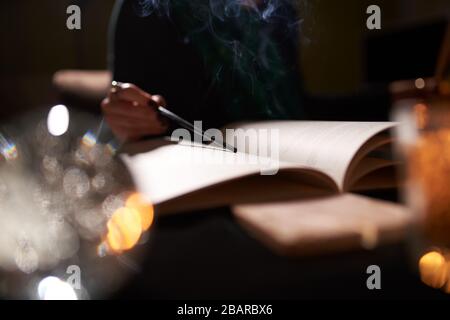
47, 105, 70, 137
414, 78, 426, 90
419, 251, 448, 289
63, 167, 91, 199
126, 193, 154, 232
0, 106, 138, 299
101, 193, 154, 255
14, 242, 39, 274
0, 134, 18, 161
106, 207, 142, 253
38, 276, 77, 300
81, 130, 97, 148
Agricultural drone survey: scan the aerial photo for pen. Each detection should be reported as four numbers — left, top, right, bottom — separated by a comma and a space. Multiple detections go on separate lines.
111, 81, 237, 153
156, 105, 237, 153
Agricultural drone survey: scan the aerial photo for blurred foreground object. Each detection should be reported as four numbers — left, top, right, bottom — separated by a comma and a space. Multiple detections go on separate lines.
52, 70, 111, 113
393, 94, 450, 293
53, 70, 111, 100
0, 106, 151, 299
233, 194, 411, 257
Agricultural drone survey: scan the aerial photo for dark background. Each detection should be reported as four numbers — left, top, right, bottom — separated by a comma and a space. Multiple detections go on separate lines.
1, 0, 450, 300
1, 0, 449, 119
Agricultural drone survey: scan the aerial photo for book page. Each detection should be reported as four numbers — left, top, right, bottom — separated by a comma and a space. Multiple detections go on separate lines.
156, 173, 334, 215
121, 141, 333, 205
226, 121, 396, 190
346, 157, 398, 188
121, 121, 396, 208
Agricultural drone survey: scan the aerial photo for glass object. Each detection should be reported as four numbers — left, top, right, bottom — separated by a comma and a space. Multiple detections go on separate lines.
0, 107, 152, 299
393, 92, 450, 293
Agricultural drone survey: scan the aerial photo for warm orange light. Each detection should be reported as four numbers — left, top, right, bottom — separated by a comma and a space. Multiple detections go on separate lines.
439, 82, 450, 95
445, 258, 450, 294
419, 251, 448, 289
101, 193, 155, 255
409, 129, 450, 245
106, 207, 142, 253
126, 193, 154, 231
413, 103, 428, 129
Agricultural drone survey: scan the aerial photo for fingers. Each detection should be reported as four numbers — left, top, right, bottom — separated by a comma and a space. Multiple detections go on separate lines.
102, 82, 170, 142
101, 98, 159, 121
108, 82, 167, 110
151, 95, 167, 107
108, 82, 152, 107
102, 99, 169, 130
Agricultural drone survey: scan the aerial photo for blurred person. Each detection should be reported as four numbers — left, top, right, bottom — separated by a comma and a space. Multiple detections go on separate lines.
101, 0, 305, 141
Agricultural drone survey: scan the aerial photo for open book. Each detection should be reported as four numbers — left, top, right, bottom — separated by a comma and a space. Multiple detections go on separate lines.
122, 121, 398, 215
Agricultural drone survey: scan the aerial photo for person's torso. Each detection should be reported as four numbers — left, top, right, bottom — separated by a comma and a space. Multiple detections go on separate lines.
110, 0, 305, 128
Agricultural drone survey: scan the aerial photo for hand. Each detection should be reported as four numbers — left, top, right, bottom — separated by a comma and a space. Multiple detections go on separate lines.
101, 82, 169, 142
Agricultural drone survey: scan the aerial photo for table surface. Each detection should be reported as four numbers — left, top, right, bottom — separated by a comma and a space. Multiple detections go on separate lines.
112, 201, 448, 299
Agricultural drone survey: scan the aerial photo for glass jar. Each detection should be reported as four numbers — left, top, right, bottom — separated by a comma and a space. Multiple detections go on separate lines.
392, 84, 450, 293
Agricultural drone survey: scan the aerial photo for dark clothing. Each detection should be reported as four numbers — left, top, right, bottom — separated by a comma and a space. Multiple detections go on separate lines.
110, 0, 305, 129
